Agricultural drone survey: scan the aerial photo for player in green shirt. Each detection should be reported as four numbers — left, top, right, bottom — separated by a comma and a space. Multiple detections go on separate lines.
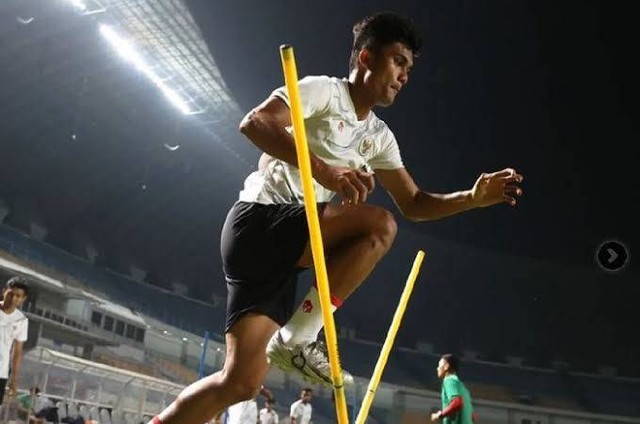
16, 387, 46, 424
431, 354, 475, 423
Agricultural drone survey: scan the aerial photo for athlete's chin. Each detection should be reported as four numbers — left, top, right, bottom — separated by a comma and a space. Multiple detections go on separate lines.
378, 96, 396, 107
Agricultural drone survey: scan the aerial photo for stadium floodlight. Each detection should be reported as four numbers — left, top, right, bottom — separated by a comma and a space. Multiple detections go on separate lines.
62, 0, 106, 15
64, 0, 87, 12
99, 24, 192, 115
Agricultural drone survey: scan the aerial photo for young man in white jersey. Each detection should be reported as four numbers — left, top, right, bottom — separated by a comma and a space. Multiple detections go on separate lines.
150, 12, 523, 424
258, 398, 278, 424
289, 388, 313, 424
226, 398, 258, 424
0, 276, 29, 405
226, 386, 273, 424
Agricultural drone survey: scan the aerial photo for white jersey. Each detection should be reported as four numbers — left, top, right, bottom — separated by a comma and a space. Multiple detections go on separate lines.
258, 407, 278, 424
227, 399, 258, 424
289, 399, 312, 424
239, 75, 404, 204
0, 309, 28, 378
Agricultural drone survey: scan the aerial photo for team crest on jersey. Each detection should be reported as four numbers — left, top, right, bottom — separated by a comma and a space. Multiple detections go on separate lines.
302, 299, 313, 313
338, 121, 344, 132
358, 138, 373, 156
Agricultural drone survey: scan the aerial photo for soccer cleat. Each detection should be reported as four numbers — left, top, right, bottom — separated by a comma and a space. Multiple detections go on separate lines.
266, 330, 354, 388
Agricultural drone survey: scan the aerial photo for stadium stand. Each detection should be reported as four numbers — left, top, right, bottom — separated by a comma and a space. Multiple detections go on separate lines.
1, 223, 639, 423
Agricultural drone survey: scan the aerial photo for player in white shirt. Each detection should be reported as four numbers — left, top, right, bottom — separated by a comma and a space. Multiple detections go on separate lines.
0, 276, 29, 405
289, 388, 312, 424
258, 398, 278, 424
225, 386, 274, 424
226, 398, 258, 424
150, 11, 523, 424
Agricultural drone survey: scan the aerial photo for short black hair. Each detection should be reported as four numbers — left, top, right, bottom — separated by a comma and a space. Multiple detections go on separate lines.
349, 12, 422, 71
5, 276, 29, 296
441, 353, 460, 373
301, 387, 313, 394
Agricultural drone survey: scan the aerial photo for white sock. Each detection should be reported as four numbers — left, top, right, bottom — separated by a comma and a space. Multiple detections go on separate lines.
280, 286, 341, 345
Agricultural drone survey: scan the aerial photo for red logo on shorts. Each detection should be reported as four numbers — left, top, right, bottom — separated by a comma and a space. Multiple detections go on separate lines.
338, 121, 344, 132
302, 300, 313, 313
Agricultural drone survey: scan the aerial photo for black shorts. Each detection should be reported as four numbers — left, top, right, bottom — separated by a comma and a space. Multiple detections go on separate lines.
0, 378, 7, 405
221, 201, 325, 333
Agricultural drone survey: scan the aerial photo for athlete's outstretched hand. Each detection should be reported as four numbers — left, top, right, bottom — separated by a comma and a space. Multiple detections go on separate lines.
471, 168, 524, 207
314, 163, 375, 206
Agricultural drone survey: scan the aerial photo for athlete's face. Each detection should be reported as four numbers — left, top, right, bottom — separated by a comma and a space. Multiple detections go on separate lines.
2, 287, 27, 308
437, 358, 449, 379
301, 390, 312, 404
363, 42, 414, 106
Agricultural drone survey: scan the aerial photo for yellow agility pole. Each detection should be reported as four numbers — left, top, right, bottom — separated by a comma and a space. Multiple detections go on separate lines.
355, 250, 426, 424
279, 44, 350, 424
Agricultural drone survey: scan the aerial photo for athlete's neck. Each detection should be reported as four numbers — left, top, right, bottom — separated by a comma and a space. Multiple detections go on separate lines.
347, 72, 375, 121
0, 301, 16, 314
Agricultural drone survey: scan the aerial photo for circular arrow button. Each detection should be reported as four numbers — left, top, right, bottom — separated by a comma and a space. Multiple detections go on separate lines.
596, 240, 629, 272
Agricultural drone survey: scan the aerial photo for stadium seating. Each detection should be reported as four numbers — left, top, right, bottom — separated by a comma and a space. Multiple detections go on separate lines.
67, 402, 79, 419
95, 352, 159, 378
123, 411, 138, 424
100, 408, 113, 424
3, 223, 640, 420
110, 409, 124, 424
149, 355, 199, 384
55, 401, 67, 420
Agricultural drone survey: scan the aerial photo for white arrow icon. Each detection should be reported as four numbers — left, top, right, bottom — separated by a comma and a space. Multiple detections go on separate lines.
607, 248, 618, 263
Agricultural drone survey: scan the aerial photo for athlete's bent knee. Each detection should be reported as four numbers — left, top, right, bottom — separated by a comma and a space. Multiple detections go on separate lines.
221, 359, 267, 404
370, 208, 398, 249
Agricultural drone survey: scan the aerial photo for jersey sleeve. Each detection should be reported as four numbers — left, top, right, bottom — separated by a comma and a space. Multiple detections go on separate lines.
290, 402, 299, 417
368, 126, 404, 170
17, 394, 30, 409
272, 75, 333, 119
18, 318, 28, 342
441, 396, 464, 417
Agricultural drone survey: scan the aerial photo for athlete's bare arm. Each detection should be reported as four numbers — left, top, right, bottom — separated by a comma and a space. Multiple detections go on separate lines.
376, 167, 523, 221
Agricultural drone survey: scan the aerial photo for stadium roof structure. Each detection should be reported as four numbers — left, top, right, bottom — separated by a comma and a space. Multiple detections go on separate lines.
26, 347, 184, 396
0, 0, 259, 296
